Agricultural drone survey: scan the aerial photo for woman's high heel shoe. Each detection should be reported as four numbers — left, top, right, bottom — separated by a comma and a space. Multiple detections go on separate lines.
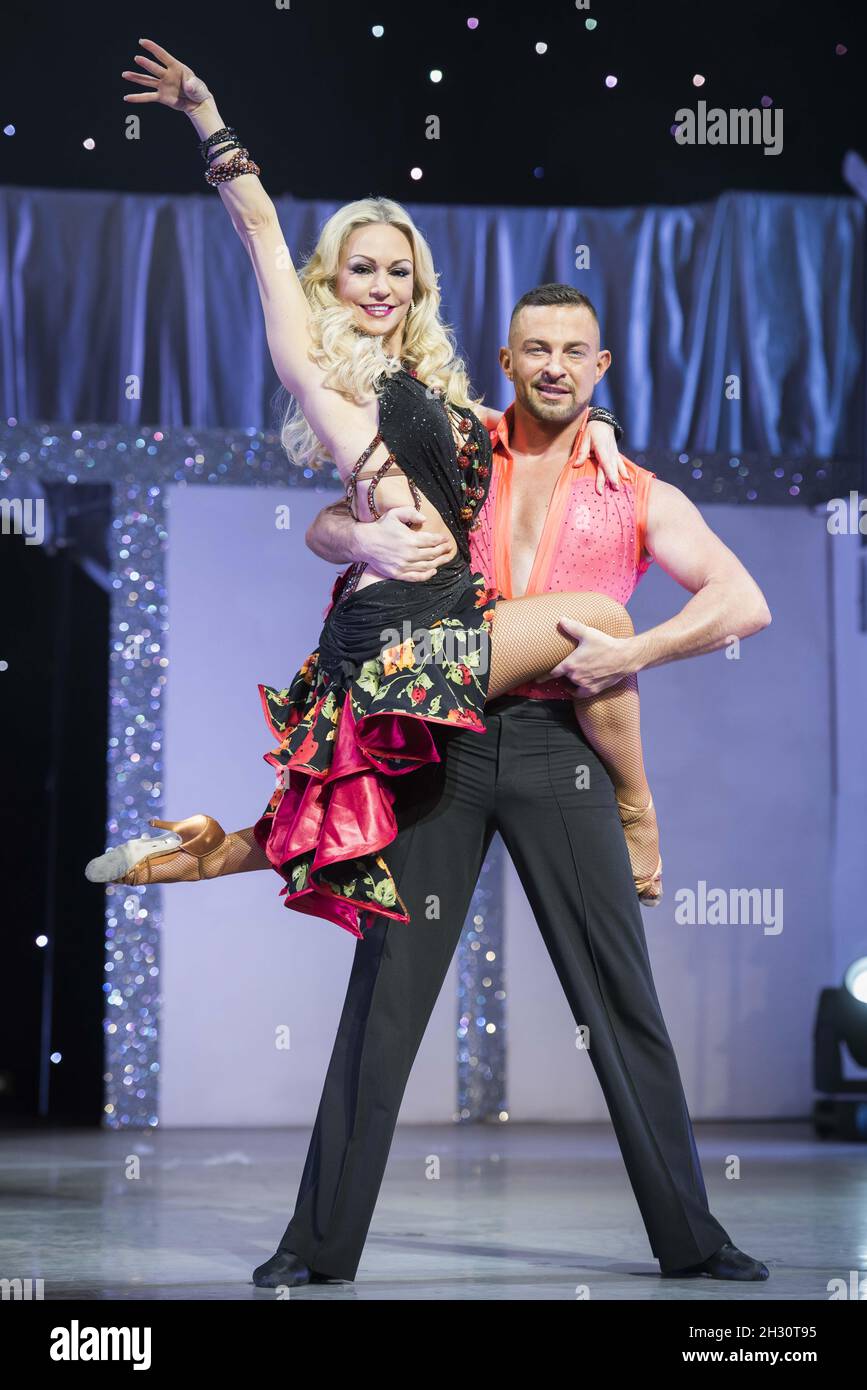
635, 856, 664, 907
616, 796, 664, 907
85, 814, 230, 886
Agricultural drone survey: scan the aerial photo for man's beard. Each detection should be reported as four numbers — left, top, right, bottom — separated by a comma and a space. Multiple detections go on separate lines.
521, 379, 586, 424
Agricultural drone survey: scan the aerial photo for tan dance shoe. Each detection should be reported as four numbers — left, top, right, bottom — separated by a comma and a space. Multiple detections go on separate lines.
616, 796, 664, 907
85, 814, 230, 886
635, 855, 664, 907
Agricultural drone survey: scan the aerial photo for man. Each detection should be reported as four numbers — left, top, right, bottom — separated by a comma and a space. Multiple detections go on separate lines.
253, 285, 771, 1288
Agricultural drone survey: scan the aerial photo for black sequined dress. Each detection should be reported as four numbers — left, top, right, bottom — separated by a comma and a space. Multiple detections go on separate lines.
253, 367, 497, 937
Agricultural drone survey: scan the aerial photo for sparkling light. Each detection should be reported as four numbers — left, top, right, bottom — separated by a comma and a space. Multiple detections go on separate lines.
536, 42, 548, 55
585, 16, 597, 29
845, 957, 867, 1002
692, 74, 706, 87
457, 841, 505, 1120
36, 935, 48, 947
371, 24, 384, 38
83, 138, 95, 150
467, 16, 479, 29
429, 69, 443, 83
410, 166, 423, 180
3, 124, 15, 136
605, 74, 618, 88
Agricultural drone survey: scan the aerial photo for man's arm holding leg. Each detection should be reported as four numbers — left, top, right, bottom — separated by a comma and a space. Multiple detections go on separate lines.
548, 478, 772, 693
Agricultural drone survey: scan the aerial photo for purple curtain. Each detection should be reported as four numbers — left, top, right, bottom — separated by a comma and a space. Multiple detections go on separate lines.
2, 186, 863, 459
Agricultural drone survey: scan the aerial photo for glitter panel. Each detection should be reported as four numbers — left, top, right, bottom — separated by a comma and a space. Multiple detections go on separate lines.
457, 836, 507, 1123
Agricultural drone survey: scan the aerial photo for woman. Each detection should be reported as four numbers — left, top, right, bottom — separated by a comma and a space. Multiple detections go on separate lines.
86, 39, 662, 930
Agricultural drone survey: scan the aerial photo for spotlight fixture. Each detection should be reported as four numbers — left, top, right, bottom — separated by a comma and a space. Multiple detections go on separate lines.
813, 957, 867, 1139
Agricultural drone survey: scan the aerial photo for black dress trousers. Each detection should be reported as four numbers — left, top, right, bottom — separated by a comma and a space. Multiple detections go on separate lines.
279, 697, 731, 1278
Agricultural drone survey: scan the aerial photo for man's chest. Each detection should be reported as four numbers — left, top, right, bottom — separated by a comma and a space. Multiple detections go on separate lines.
508, 459, 568, 590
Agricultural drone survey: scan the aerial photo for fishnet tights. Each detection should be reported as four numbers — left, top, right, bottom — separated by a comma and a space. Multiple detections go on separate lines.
196, 825, 272, 877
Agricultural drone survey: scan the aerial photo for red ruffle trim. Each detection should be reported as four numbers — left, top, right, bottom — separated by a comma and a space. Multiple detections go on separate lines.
254, 693, 485, 938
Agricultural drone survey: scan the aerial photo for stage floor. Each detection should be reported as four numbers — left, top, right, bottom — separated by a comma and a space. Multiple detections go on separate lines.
0, 1121, 860, 1300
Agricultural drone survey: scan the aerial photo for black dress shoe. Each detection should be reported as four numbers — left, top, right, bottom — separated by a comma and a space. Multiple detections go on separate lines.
662, 1241, 769, 1281
252, 1248, 333, 1288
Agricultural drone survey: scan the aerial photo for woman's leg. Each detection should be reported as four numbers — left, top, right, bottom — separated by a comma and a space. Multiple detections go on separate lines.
89, 592, 659, 895
487, 593, 661, 901
184, 824, 273, 876
85, 818, 273, 886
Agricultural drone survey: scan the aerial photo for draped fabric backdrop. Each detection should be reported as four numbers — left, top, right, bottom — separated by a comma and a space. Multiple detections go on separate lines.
2, 187, 864, 459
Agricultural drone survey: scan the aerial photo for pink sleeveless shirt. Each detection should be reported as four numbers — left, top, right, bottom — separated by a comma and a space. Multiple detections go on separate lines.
469, 404, 656, 700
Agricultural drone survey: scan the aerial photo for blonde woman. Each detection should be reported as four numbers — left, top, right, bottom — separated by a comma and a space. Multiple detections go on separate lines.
86, 39, 663, 926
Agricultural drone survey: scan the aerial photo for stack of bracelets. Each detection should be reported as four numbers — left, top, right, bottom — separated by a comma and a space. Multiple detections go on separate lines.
200, 126, 261, 186
586, 406, 623, 441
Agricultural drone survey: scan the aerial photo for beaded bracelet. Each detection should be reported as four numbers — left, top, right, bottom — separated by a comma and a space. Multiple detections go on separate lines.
206, 138, 242, 165
198, 126, 236, 158
587, 405, 623, 441
204, 149, 261, 186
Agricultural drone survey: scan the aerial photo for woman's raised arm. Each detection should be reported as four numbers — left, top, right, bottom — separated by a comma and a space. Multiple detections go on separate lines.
123, 38, 320, 398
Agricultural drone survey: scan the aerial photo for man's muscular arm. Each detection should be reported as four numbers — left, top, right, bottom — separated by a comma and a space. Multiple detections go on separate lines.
628, 478, 772, 669
549, 478, 772, 693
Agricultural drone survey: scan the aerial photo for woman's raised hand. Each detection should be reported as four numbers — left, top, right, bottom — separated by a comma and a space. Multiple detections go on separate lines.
575, 419, 630, 495
122, 38, 213, 114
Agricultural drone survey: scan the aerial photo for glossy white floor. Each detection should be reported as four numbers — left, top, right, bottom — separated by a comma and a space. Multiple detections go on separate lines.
1, 1122, 862, 1300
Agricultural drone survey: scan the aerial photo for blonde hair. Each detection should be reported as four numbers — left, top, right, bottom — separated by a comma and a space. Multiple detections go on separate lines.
278, 197, 477, 469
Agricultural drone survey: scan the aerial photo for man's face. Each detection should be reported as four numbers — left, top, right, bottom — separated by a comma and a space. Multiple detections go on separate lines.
500, 304, 612, 424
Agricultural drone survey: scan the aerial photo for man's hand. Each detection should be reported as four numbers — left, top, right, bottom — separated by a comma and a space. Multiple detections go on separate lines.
358, 507, 455, 580
305, 500, 454, 580
544, 619, 639, 695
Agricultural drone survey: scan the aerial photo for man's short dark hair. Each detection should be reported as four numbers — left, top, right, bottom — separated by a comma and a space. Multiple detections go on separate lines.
509, 283, 599, 333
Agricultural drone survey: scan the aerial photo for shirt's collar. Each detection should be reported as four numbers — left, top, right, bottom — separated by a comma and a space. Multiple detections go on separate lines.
491, 401, 591, 467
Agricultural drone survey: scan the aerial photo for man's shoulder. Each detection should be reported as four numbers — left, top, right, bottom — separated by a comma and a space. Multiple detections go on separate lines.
616, 453, 657, 487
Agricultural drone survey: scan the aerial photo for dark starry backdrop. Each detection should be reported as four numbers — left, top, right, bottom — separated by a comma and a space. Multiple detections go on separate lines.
2, 0, 863, 205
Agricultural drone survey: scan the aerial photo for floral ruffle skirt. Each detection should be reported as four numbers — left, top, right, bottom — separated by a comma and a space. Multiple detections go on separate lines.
253, 563, 497, 938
